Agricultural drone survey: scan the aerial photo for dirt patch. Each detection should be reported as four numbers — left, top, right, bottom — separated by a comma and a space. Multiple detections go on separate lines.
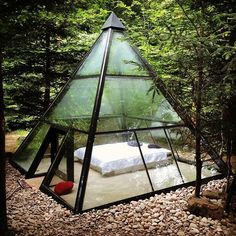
5, 133, 22, 153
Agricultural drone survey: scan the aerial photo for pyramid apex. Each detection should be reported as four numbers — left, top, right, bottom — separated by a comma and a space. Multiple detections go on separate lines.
102, 12, 125, 30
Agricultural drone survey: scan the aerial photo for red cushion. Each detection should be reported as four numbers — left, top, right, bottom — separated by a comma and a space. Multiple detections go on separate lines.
54, 181, 74, 195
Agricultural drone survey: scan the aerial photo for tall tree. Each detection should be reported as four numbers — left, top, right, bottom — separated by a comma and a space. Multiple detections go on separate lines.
4, 1, 109, 129
0, 37, 7, 236
0, 1, 18, 233
0, 1, 26, 234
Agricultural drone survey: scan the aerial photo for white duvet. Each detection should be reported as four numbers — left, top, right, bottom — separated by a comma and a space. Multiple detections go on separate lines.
74, 142, 171, 176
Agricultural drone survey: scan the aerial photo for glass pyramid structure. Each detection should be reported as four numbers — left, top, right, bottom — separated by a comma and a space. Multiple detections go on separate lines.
11, 13, 225, 213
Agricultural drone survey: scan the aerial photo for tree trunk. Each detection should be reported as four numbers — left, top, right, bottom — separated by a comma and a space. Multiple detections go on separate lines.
230, 94, 236, 156
195, 50, 203, 198
228, 28, 236, 156
224, 27, 236, 173
44, 28, 51, 111
0, 46, 8, 235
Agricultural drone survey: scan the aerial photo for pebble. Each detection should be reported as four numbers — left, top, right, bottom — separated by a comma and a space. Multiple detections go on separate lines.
140, 203, 146, 210
177, 230, 185, 236
105, 224, 113, 230
190, 228, 200, 234
189, 222, 198, 229
188, 214, 195, 220
5, 163, 236, 236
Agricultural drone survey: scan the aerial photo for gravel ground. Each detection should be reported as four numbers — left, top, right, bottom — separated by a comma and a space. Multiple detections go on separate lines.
6, 162, 236, 236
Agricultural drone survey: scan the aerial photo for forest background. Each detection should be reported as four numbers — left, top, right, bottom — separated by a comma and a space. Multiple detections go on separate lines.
1, 0, 236, 156
0, 0, 235, 234
0, 0, 235, 153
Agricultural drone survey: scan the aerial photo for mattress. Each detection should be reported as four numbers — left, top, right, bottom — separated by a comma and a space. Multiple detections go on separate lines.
74, 142, 172, 176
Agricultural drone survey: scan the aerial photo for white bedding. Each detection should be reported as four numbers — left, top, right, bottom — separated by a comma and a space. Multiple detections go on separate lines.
74, 142, 171, 176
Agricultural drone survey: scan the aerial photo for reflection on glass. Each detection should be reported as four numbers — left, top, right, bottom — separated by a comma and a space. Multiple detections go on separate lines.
46, 78, 98, 131
47, 132, 88, 208
35, 133, 66, 175
12, 123, 50, 172
97, 77, 182, 132
76, 31, 108, 76
136, 128, 220, 191
107, 32, 150, 76
49, 153, 77, 208
80, 132, 153, 210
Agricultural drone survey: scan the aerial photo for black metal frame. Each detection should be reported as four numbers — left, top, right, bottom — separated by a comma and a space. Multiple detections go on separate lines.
40, 129, 74, 209
134, 131, 154, 191
81, 174, 224, 213
164, 128, 185, 183
26, 127, 68, 178
11, 12, 229, 214
39, 124, 224, 214
10, 124, 69, 178
75, 27, 114, 212
225, 173, 236, 212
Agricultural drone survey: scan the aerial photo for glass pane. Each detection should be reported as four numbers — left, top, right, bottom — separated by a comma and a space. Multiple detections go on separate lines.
107, 32, 150, 76
48, 132, 87, 208
166, 127, 220, 181
12, 123, 50, 172
136, 129, 184, 190
81, 132, 153, 210
36, 133, 65, 175
97, 77, 182, 132
139, 127, 220, 191
76, 31, 108, 76
46, 78, 98, 131
48, 154, 77, 208
152, 98, 182, 124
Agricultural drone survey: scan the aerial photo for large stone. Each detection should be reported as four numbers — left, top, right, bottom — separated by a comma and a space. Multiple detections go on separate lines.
202, 190, 224, 199
187, 196, 224, 219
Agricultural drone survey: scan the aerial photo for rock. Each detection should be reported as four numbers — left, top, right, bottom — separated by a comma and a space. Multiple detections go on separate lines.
110, 209, 117, 214
143, 213, 150, 218
105, 224, 113, 230
187, 196, 224, 219
200, 217, 208, 223
188, 214, 194, 220
149, 226, 155, 231
177, 230, 185, 236
107, 216, 114, 223
112, 223, 118, 229
158, 222, 165, 227
190, 228, 200, 234
202, 190, 224, 199
189, 223, 198, 229
140, 203, 146, 210
127, 212, 133, 217
135, 207, 142, 213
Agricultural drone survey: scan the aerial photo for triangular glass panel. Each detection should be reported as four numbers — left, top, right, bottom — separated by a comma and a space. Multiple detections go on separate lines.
11, 122, 50, 174
76, 31, 108, 77
107, 32, 150, 76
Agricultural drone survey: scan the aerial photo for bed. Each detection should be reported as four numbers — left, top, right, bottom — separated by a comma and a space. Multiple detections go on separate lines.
74, 142, 172, 176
